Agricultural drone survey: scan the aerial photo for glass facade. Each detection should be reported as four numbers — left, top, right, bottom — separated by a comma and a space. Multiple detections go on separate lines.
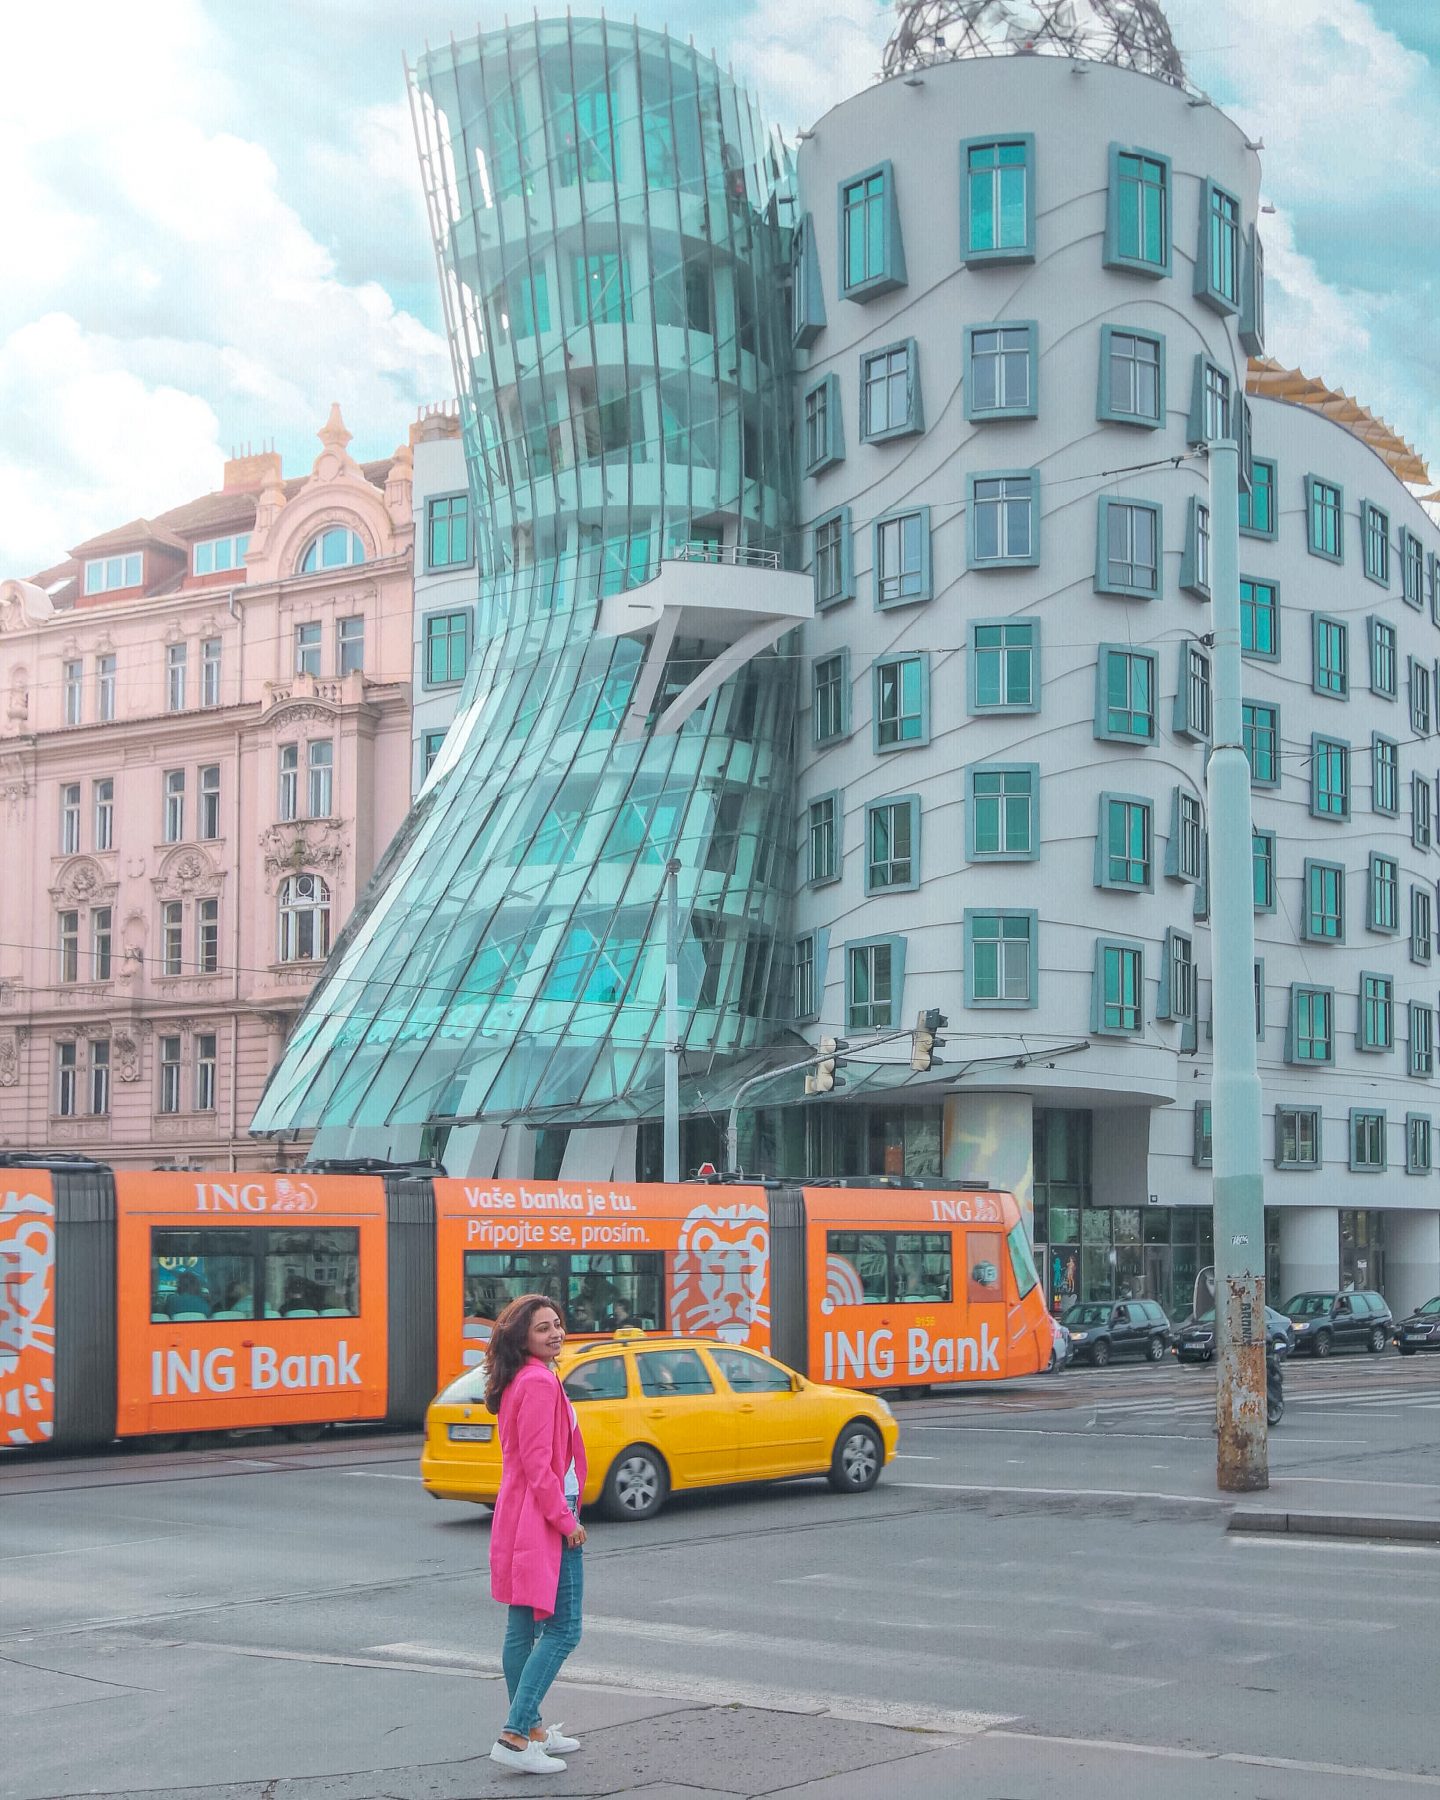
254, 18, 799, 1135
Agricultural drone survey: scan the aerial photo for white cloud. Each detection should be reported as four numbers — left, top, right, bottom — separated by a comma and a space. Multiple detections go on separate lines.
730, 0, 894, 131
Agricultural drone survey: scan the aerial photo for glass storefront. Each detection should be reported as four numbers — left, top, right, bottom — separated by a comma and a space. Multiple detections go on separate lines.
1340, 1209, 1387, 1292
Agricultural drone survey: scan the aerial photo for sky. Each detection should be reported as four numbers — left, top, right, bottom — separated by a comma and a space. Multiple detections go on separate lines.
2, 0, 1437, 575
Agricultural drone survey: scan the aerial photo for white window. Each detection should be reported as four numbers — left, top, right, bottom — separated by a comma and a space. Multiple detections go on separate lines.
89, 1040, 110, 1116
875, 513, 926, 603
971, 475, 1034, 563
202, 637, 222, 706
199, 764, 221, 840
163, 769, 185, 843
58, 911, 79, 983
97, 654, 117, 722
1204, 363, 1231, 441
63, 660, 83, 725
60, 783, 81, 855
337, 616, 365, 676
92, 907, 112, 981
166, 643, 187, 712
198, 897, 220, 974
195, 1034, 217, 1112
971, 326, 1031, 413
56, 1042, 78, 1116
307, 739, 334, 818
295, 622, 322, 677
1168, 932, 1195, 1020
279, 873, 332, 962
83, 553, 142, 596
299, 528, 365, 573
159, 1036, 182, 1114
279, 744, 299, 820
192, 533, 250, 575
162, 901, 184, 976
1176, 793, 1204, 882
94, 778, 114, 851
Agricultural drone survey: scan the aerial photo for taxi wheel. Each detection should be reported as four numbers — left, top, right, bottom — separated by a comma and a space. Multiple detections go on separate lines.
827, 1421, 883, 1494
600, 1445, 670, 1521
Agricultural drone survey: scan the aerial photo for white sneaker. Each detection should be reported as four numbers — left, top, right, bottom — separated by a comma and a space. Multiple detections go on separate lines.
541, 1723, 581, 1754
489, 1738, 567, 1774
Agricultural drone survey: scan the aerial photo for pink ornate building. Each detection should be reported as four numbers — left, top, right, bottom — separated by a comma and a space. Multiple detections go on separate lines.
0, 408, 416, 1169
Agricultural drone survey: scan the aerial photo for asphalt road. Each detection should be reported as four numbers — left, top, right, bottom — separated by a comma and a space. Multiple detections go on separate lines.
3, 1352, 1439, 1799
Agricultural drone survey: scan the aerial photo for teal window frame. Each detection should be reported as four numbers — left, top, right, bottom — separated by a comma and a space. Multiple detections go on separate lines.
812, 507, 855, 609
1432, 552, 1440, 626
1240, 458, 1277, 539
1369, 616, 1397, 698
873, 506, 933, 607
1311, 735, 1350, 821
1196, 177, 1242, 314
792, 213, 826, 347
1349, 1109, 1387, 1173
425, 493, 473, 571
1287, 984, 1335, 1066
571, 250, 633, 325
1095, 792, 1153, 893
1306, 476, 1344, 563
1410, 657, 1433, 736
1095, 496, 1161, 598
1157, 927, 1196, 1023
1368, 853, 1400, 935
1187, 354, 1232, 446
423, 609, 471, 688
1241, 577, 1279, 660
1194, 1103, 1213, 1169
970, 618, 1039, 714
803, 374, 844, 475
967, 470, 1040, 568
873, 653, 930, 752
1253, 829, 1276, 913
864, 794, 921, 894
858, 340, 923, 444
1240, 225, 1265, 354
1372, 734, 1399, 816
1092, 936, 1145, 1036
1302, 858, 1345, 944
1179, 497, 1210, 598
1097, 325, 1165, 428
1414, 774, 1433, 851
1401, 528, 1425, 609
1312, 614, 1348, 698
806, 790, 842, 887
794, 929, 830, 1024
965, 320, 1038, 421
1096, 645, 1157, 744
1242, 700, 1279, 787
1359, 972, 1395, 1053
1407, 1113, 1432, 1174
839, 162, 906, 300
1275, 1106, 1322, 1171
1104, 144, 1171, 276
1411, 1002, 1436, 1079
420, 728, 447, 781
961, 134, 1035, 265
1414, 885, 1434, 964
965, 909, 1038, 1009
966, 763, 1039, 862
1166, 788, 1205, 883
846, 934, 906, 1031
1173, 643, 1212, 743
812, 649, 851, 746
1362, 502, 1391, 587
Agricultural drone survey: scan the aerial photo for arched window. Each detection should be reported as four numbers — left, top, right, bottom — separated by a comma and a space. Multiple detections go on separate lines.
298, 527, 366, 574
278, 873, 331, 962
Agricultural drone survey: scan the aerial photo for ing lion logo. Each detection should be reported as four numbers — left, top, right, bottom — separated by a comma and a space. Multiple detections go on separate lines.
0, 1188, 56, 1446
272, 1177, 319, 1213
671, 1202, 770, 1345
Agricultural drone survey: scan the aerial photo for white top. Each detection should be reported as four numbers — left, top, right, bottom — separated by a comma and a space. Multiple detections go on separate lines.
563, 1396, 579, 1506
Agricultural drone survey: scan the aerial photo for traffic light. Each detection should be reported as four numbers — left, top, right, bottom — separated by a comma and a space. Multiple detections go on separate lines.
805, 1036, 849, 1095
911, 1008, 948, 1073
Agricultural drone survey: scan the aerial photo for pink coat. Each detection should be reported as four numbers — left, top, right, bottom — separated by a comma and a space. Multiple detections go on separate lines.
488, 1359, 588, 1619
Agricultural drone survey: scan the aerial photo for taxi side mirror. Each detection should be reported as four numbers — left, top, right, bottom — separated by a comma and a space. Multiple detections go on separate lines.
789, 1372, 803, 1393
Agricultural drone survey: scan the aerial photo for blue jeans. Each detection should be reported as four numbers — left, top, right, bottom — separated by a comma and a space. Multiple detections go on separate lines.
502, 1544, 584, 1735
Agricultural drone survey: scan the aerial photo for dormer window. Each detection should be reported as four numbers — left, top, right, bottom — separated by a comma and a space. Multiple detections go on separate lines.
299, 528, 366, 573
83, 553, 142, 596
193, 533, 251, 575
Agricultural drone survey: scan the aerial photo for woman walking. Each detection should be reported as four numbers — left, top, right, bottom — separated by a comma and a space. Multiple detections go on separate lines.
485, 1293, 588, 1775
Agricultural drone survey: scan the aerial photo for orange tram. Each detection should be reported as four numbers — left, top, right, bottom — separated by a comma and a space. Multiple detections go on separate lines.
0, 1156, 1051, 1453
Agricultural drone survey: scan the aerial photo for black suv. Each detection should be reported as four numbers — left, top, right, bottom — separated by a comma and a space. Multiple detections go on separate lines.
1284, 1290, 1393, 1357
1395, 1295, 1440, 1354
1060, 1299, 1171, 1366
1172, 1305, 1295, 1362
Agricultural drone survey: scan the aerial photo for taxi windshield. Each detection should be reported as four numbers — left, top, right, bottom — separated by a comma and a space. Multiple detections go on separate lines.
438, 1363, 488, 1404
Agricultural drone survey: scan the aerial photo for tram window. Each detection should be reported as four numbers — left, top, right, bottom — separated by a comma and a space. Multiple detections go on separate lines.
1007, 1221, 1039, 1300
636, 1347, 713, 1397
711, 1346, 792, 1393
827, 1231, 953, 1304
563, 1355, 629, 1402
263, 1229, 359, 1318
151, 1229, 258, 1320
463, 1252, 665, 1332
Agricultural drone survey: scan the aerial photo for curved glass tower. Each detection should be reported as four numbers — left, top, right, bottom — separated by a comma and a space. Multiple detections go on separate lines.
253, 18, 800, 1141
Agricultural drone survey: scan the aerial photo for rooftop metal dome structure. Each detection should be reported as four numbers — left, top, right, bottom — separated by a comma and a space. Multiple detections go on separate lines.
882, 0, 1188, 87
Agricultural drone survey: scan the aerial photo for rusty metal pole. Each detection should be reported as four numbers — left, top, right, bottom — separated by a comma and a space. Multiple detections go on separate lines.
1206, 436, 1269, 1491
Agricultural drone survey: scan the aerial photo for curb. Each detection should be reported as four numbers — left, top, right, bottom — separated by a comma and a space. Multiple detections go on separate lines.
1229, 1508, 1440, 1544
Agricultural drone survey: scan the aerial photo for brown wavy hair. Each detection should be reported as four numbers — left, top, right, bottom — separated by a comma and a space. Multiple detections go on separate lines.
483, 1292, 566, 1414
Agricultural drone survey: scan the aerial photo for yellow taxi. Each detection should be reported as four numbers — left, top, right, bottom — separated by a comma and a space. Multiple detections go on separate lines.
420, 1329, 899, 1520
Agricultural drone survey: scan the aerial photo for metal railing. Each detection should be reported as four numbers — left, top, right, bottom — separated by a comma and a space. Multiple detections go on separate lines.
668, 542, 781, 570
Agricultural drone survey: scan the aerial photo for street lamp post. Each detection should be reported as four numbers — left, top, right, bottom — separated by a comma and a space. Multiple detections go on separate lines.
664, 858, 681, 1183
1206, 436, 1269, 1492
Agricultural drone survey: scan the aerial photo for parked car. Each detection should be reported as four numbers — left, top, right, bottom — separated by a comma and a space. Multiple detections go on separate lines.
1394, 1295, 1440, 1354
1047, 1316, 1073, 1372
1283, 1290, 1393, 1357
1060, 1298, 1171, 1366
1171, 1306, 1294, 1362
